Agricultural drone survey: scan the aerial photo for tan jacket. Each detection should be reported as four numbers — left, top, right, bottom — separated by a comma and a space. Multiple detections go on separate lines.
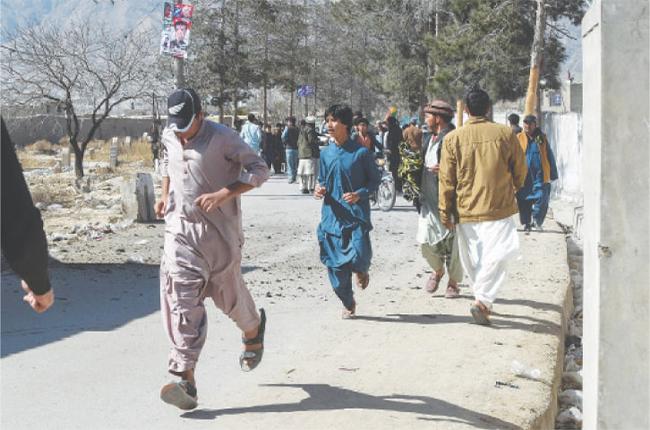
438, 116, 527, 223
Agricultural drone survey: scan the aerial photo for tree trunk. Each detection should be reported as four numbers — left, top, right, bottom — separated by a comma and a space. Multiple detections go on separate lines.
72, 144, 84, 179
263, 28, 269, 125
524, 0, 546, 116
290, 80, 295, 118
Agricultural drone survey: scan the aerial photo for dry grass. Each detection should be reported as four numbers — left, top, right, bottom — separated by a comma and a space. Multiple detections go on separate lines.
16, 136, 157, 210
119, 139, 153, 165
17, 151, 58, 169
27, 174, 78, 207
28, 140, 57, 154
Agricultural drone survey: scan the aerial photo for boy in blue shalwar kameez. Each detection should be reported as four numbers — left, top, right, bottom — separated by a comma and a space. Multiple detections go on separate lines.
314, 104, 381, 319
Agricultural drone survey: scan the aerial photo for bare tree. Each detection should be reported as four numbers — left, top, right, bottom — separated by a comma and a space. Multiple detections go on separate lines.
2, 20, 156, 179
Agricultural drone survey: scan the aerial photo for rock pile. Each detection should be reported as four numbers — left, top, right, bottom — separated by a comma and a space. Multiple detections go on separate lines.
556, 235, 584, 429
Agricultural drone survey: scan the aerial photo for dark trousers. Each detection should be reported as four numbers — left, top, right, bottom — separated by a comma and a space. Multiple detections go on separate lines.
327, 261, 369, 311
517, 183, 551, 226
272, 159, 283, 173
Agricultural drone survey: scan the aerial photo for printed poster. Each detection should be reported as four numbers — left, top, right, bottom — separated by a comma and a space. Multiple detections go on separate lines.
160, 3, 194, 59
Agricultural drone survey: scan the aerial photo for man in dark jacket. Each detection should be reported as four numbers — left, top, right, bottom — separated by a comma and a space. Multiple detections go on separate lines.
385, 116, 403, 192
1, 118, 54, 313
282, 116, 300, 183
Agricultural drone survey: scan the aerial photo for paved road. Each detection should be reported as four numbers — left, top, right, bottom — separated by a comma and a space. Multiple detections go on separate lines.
1, 174, 570, 429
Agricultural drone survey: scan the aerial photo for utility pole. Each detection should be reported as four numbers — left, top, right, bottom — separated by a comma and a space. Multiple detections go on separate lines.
174, 0, 186, 89
524, 0, 546, 118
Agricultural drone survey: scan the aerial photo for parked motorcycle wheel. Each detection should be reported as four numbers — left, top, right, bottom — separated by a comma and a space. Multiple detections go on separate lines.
377, 177, 396, 211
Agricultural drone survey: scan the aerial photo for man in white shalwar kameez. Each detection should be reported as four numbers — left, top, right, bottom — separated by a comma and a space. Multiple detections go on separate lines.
417, 100, 463, 297
155, 88, 270, 410
438, 89, 527, 325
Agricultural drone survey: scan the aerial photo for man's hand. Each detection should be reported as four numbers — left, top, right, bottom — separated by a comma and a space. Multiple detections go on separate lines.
22, 281, 54, 313
442, 219, 455, 230
195, 191, 226, 213
314, 185, 327, 199
343, 192, 360, 205
154, 199, 166, 219
428, 163, 440, 174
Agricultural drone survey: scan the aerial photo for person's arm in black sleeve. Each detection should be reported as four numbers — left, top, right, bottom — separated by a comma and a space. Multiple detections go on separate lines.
1, 118, 54, 312
370, 134, 383, 154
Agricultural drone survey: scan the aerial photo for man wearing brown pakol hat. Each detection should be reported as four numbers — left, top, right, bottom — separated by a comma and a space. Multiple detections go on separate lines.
416, 100, 464, 298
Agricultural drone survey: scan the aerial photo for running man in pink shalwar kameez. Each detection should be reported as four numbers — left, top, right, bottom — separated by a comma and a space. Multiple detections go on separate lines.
155, 88, 270, 410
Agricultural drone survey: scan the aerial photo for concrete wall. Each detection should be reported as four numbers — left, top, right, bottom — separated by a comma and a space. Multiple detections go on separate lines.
542, 112, 583, 202
582, 1, 649, 428
541, 82, 583, 113
3, 115, 156, 147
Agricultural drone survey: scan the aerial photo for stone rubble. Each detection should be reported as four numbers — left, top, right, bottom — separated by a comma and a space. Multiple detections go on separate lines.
556, 234, 584, 429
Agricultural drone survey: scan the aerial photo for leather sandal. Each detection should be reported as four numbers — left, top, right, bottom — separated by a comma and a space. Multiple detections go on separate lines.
240, 308, 266, 372
470, 301, 491, 325
160, 380, 198, 410
445, 283, 460, 298
356, 273, 370, 290
342, 300, 356, 319
426, 272, 443, 293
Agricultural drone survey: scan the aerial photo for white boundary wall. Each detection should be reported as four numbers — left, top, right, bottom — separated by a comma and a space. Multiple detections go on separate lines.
543, 112, 583, 203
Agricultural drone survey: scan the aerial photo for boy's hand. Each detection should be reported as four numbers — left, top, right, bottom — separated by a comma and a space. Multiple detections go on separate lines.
343, 192, 360, 205
195, 191, 225, 212
314, 185, 327, 199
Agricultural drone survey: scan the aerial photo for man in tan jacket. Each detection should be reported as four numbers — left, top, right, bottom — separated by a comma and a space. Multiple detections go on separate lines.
438, 89, 527, 325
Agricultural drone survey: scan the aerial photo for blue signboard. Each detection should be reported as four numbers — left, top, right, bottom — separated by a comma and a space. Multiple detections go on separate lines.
297, 85, 314, 97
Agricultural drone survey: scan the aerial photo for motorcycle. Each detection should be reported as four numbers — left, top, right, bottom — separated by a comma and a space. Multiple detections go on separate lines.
370, 155, 396, 212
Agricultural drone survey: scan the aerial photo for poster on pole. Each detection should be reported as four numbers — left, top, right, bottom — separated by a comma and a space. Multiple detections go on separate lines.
160, 3, 194, 59
297, 85, 314, 97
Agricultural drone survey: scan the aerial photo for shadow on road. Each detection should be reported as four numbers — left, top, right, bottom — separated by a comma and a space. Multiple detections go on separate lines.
182, 383, 521, 429
1, 260, 160, 358
354, 310, 560, 334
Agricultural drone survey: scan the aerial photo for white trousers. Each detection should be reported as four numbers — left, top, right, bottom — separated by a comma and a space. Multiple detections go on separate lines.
298, 158, 316, 190
457, 217, 520, 309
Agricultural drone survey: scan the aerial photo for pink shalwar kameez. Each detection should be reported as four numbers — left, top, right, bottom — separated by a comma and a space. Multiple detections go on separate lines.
160, 120, 270, 374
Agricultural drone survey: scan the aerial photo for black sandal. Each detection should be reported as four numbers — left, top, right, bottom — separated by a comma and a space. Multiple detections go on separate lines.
160, 380, 198, 410
240, 308, 266, 372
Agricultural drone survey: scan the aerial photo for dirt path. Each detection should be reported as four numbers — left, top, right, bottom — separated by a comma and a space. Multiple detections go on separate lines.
1, 172, 570, 429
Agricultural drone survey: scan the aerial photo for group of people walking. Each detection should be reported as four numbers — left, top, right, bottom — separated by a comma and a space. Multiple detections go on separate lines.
238, 113, 322, 194
154, 87, 559, 410
3, 84, 558, 412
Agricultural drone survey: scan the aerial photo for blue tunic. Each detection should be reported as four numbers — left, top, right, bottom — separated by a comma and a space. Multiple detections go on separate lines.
517, 139, 545, 201
317, 138, 381, 270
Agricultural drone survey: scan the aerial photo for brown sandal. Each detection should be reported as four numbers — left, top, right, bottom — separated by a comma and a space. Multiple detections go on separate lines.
342, 300, 356, 319
356, 273, 369, 290
445, 283, 460, 298
426, 272, 443, 293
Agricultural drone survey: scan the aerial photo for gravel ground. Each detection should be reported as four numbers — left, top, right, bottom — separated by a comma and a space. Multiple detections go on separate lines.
1, 165, 573, 430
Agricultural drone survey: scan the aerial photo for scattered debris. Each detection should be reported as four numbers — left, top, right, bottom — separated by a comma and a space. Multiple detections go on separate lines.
494, 381, 519, 389
511, 360, 541, 380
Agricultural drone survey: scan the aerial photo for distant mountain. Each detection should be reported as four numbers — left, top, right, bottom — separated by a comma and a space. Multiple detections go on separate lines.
1, 0, 162, 42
